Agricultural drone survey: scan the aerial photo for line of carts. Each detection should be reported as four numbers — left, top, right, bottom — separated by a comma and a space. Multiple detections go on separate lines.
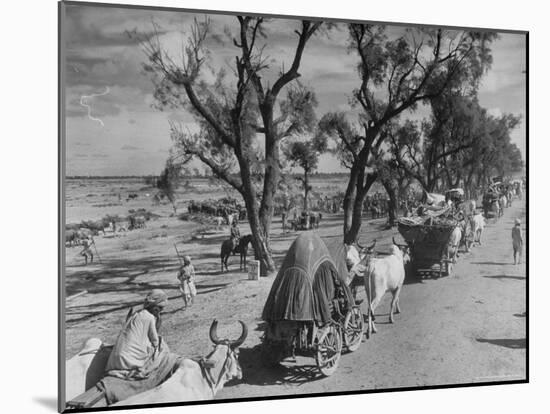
260, 212, 462, 375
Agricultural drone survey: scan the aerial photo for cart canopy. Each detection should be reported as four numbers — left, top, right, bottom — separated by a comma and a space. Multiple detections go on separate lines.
262, 233, 354, 324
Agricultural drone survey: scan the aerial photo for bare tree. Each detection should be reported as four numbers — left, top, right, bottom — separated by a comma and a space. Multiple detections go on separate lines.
141, 17, 322, 272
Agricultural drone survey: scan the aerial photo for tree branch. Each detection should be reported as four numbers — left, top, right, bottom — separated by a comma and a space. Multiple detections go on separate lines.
271, 20, 321, 98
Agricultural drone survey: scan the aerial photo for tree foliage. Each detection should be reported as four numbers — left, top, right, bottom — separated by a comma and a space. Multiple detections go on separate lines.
387, 93, 522, 195
140, 17, 322, 271
156, 159, 184, 213
319, 25, 498, 243
284, 129, 328, 210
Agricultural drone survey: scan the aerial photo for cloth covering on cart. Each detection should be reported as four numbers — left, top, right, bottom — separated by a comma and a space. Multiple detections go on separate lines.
261, 232, 354, 325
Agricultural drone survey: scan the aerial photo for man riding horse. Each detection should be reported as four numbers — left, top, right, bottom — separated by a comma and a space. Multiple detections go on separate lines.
230, 219, 240, 253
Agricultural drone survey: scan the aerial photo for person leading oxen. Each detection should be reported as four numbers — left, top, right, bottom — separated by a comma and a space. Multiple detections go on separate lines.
345, 239, 376, 300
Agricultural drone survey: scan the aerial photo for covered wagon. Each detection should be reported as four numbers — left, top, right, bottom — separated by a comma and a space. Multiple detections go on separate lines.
261, 233, 363, 376
397, 213, 458, 278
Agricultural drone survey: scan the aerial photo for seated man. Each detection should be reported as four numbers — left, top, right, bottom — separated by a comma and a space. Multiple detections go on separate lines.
105, 289, 168, 379
68, 290, 176, 408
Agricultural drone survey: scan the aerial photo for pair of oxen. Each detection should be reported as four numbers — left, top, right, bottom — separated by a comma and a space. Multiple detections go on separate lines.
65, 320, 247, 409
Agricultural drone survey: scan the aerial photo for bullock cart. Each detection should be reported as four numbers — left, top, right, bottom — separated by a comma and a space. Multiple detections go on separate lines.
482, 192, 500, 219
397, 217, 456, 278
261, 233, 364, 377
290, 215, 309, 230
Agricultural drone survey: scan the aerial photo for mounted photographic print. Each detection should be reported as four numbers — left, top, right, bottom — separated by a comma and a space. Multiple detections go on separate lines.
59, 0, 528, 411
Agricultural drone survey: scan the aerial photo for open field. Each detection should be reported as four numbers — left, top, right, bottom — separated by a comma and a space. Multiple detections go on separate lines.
64, 177, 526, 400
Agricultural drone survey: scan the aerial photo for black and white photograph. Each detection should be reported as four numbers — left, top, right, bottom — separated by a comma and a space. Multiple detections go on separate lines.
59, 0, 527, 411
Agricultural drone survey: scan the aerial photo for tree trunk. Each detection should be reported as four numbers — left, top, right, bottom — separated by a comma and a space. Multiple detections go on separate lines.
427, 174, 437, 192
242, 188, 275, 274
236, 132, 276, 274
303, 169, 309, 211
342, 165, 359, 243
382, 179, 397, 227
258, 101, 279, 253
344, 172, 377, 244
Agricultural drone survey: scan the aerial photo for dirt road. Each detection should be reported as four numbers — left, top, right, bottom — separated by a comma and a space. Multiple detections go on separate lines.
217, 201, 527, 399
65, 199, 526, 400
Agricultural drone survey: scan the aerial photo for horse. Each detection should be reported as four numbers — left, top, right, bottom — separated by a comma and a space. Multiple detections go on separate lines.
220, 234, 253, 272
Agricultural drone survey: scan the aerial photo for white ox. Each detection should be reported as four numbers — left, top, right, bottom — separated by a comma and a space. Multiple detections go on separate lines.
470, 213, 486, 245
65, 338, 108, 402
461, 199, 476, 217
363, 239, 410, 334
446, 225, 463, 264
499, 195, 507, 216
64, 320, 247, 409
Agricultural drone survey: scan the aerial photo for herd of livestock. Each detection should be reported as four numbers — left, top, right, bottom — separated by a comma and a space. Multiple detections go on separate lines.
65, 209, 154, 247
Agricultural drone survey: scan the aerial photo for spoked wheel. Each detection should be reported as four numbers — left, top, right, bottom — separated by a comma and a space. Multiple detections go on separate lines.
315, 324, 342, 377
344, 307, 364, 352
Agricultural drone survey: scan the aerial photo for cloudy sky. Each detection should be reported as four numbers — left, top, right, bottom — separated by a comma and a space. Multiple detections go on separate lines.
63, 3, 527, 176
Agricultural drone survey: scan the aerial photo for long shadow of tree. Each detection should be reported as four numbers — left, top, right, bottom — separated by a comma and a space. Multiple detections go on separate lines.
476, 338, 526, 349
472, 261, 512, 266
66, 283, 229, 324
65, 251, 235, 324
483, 275, 525, 281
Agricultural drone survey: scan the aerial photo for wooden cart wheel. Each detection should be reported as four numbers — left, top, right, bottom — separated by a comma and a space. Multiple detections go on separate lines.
316, 325, 342, 376
344, 307, 364, 352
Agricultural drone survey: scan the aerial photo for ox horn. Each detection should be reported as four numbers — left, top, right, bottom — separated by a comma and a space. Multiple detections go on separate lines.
367, 239, 377, 251
393, 237, 407, 248
209, 319, 221, 345
229, 320, 248, 349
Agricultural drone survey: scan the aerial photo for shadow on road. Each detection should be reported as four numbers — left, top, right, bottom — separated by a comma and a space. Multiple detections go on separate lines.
471, 261, 511, 266
483, 275, 525, 281
238, 345, 325, 386
404, 275, 425, 285
66, 282, 228, 324
476, 338, 526, 349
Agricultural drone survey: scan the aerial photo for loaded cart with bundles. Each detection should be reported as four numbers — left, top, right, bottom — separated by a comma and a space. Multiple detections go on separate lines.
260, 233, 364, 376
397, 207, 458, 278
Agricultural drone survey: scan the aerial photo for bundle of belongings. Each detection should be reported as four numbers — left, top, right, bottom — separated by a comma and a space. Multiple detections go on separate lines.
68, 289, 180, 408
403, 204, 457, 227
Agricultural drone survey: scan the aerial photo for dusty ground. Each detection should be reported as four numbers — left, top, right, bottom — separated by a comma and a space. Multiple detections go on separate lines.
65, 179, 526, 401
